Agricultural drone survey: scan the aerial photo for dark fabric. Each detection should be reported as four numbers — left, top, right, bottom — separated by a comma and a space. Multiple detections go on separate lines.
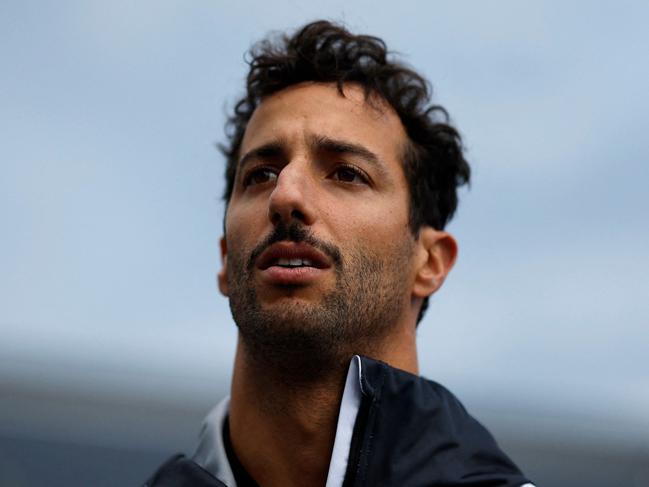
348, 356, 533, 487
145, 356, 533, 486
142, 454, 226, 487
223, 416, 261, 487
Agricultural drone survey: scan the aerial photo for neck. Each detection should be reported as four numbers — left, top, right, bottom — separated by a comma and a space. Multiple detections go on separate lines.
229, 339, 347, 487
228, 325, 419, 487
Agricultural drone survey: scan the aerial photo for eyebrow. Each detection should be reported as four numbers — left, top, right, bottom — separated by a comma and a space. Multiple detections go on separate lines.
237, 135, 386, 173
309, 135, 382, 168
238, 141, 285, 169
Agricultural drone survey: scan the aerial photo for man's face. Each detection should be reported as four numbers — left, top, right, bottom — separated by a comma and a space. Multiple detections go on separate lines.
219, 82, 420, 372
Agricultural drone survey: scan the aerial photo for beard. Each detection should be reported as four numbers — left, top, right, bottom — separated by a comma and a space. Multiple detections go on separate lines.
226, 222, 414, 383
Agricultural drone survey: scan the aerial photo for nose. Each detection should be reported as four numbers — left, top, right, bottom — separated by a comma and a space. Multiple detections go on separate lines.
267, 162, 316, 226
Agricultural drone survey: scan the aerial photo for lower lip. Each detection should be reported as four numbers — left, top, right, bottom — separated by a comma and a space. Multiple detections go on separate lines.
259, 266, 328, 285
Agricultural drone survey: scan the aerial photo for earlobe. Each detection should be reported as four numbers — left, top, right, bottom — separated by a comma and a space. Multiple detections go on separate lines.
217, 236, 229, 296
412, 227, 458, 299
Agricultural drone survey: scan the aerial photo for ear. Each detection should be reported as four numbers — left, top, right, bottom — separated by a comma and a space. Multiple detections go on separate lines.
217, 236, 229, 296
412, 227, 458, 299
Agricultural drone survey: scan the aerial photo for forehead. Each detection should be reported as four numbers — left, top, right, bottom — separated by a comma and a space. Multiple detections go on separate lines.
240, 82, 408, 162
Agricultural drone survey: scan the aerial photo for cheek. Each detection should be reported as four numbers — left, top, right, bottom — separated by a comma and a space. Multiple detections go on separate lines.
334, 198, 409, 238
332, 212, 411, 262
364, 199, 412, 252
224, 218, 249, 270
225, 203, 258, 244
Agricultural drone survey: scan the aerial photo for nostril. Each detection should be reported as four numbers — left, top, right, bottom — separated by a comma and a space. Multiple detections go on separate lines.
269, 208, 307, 226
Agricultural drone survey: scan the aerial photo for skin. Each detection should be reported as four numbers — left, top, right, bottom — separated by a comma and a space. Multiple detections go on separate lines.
217, 82, 457, 487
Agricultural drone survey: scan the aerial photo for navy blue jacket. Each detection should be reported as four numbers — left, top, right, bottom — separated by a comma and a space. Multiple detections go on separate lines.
144, 357, 533, 486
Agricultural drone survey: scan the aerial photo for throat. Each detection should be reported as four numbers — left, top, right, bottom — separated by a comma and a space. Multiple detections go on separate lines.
230, 343, 346, 487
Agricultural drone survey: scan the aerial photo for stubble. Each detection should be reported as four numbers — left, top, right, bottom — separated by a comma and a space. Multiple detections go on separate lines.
226, 222, 413, 384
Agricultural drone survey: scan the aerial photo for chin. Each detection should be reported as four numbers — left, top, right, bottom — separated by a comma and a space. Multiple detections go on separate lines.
259, 301, 327, 328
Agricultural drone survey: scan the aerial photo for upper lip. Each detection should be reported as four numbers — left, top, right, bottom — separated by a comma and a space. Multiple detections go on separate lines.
256, 242, 332, 270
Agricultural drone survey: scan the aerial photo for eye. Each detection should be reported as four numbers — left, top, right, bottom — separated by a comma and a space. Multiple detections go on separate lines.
331, 165, 369, 185
244, 167, 278, 187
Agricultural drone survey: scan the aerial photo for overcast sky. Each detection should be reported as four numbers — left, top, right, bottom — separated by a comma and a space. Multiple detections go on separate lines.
2, 0, 648, 447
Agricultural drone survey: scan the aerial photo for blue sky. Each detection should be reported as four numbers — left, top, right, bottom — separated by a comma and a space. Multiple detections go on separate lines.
2, 0, 648, 447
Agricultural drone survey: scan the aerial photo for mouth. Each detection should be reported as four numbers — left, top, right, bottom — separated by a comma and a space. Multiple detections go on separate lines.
269, 257, 317, 268
256, 242, 332, 285
257, 242, 331, 270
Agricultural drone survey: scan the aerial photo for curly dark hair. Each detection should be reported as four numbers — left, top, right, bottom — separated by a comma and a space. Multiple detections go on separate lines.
221, 20, 471, 322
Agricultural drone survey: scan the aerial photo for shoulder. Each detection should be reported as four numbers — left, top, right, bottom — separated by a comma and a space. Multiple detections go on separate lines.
354, 356, 534, 487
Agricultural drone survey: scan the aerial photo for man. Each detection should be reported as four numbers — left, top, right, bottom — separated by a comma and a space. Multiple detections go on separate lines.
146, 20, 535, 487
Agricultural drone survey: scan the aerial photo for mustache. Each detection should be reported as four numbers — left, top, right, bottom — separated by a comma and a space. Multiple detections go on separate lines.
247, 222, 342, 271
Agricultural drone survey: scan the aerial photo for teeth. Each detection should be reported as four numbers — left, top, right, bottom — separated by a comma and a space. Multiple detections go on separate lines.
275, 257, 313, 267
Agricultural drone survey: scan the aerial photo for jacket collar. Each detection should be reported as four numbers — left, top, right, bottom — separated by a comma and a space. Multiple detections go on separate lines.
192, 356, 364, 487
349, 356, 533, 487
190, 355, 534, 487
